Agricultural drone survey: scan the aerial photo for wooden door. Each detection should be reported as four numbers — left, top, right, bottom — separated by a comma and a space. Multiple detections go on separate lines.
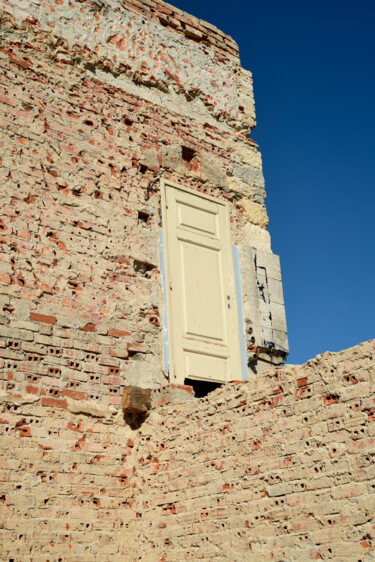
161, 180, 242, 384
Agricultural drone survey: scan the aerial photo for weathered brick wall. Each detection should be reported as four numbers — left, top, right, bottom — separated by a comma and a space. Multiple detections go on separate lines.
0, 4, 372, 559
2, 0, 256, 131
0, 0, 287, 405
1, 340, 374, 560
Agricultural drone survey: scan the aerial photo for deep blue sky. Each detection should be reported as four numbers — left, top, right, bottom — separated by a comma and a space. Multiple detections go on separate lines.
173, 0, 375, 364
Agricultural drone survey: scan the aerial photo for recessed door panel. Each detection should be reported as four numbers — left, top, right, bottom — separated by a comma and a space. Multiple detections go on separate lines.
162, 180, 241, 384
181, 241, 225, 341
185, 352, 228, 382
177, 202, 218, 237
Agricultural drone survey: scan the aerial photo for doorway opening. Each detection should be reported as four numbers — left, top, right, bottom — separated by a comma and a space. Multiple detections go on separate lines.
185, 378, 222, 398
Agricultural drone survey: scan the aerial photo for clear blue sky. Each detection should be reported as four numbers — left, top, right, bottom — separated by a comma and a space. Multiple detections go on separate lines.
173, 0, 375, 364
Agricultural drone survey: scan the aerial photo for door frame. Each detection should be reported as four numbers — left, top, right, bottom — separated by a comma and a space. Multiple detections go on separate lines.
160, 178, 244, 384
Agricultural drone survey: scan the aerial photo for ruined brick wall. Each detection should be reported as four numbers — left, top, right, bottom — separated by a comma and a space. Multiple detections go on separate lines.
1, 340, 374, 560
1, 3, 373, 560
0, 0, 288, 408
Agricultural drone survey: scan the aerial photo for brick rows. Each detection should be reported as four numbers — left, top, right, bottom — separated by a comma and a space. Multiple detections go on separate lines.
121, 0, 240, 57
0, 340, 373, 560
132, 340, 375, 561
0, 3, 372, 559
0, 4, 246, 130
0, 32, 263, 402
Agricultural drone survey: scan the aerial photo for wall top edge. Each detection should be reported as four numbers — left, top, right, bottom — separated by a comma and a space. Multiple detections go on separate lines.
0, 0, 256, 132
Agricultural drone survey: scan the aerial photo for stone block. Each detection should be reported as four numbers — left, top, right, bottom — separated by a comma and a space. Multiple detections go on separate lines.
268, 277, 285, 305
273, 329, 289, 353
240, 199, 269, 228
256, 249, 282, 281
122, 385, 152, 414
270, 302, 288, 333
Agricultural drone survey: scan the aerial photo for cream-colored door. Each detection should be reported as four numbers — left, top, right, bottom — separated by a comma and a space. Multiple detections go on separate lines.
161, 180, 242, 384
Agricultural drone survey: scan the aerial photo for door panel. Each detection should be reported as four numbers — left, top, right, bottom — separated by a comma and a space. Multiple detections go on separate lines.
181, 242, 225, 341
177, 203, 218, 236
162, 180, 241, 384
185, 351, 228, 382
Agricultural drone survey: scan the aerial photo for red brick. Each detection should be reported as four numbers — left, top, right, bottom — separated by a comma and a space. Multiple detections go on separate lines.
25, 385, 39, 395
324, 394, 340, 405
79, 323, 96, 332
0, 274, 11, 284
30, 312, 57, 324
67, 421, 83, 432
16, 426, 31, 437
41, 397, 68, 409
170, 384, 194, 394
61, 389, 88, 400
9, 52, 32, 69
108, 328, 131, 338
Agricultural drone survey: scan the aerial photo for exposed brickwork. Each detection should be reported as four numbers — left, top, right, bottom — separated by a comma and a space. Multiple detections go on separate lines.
0, 5, 371, 558
1, 0, 254, 132
0, 340, 373, 560
0, 0, 274, 400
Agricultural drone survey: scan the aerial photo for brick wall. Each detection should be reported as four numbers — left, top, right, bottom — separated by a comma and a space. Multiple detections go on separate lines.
1, 0, 255, 132
1, 4, 371, 558
0, 340, 374, 560
0, 0, 283, 403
